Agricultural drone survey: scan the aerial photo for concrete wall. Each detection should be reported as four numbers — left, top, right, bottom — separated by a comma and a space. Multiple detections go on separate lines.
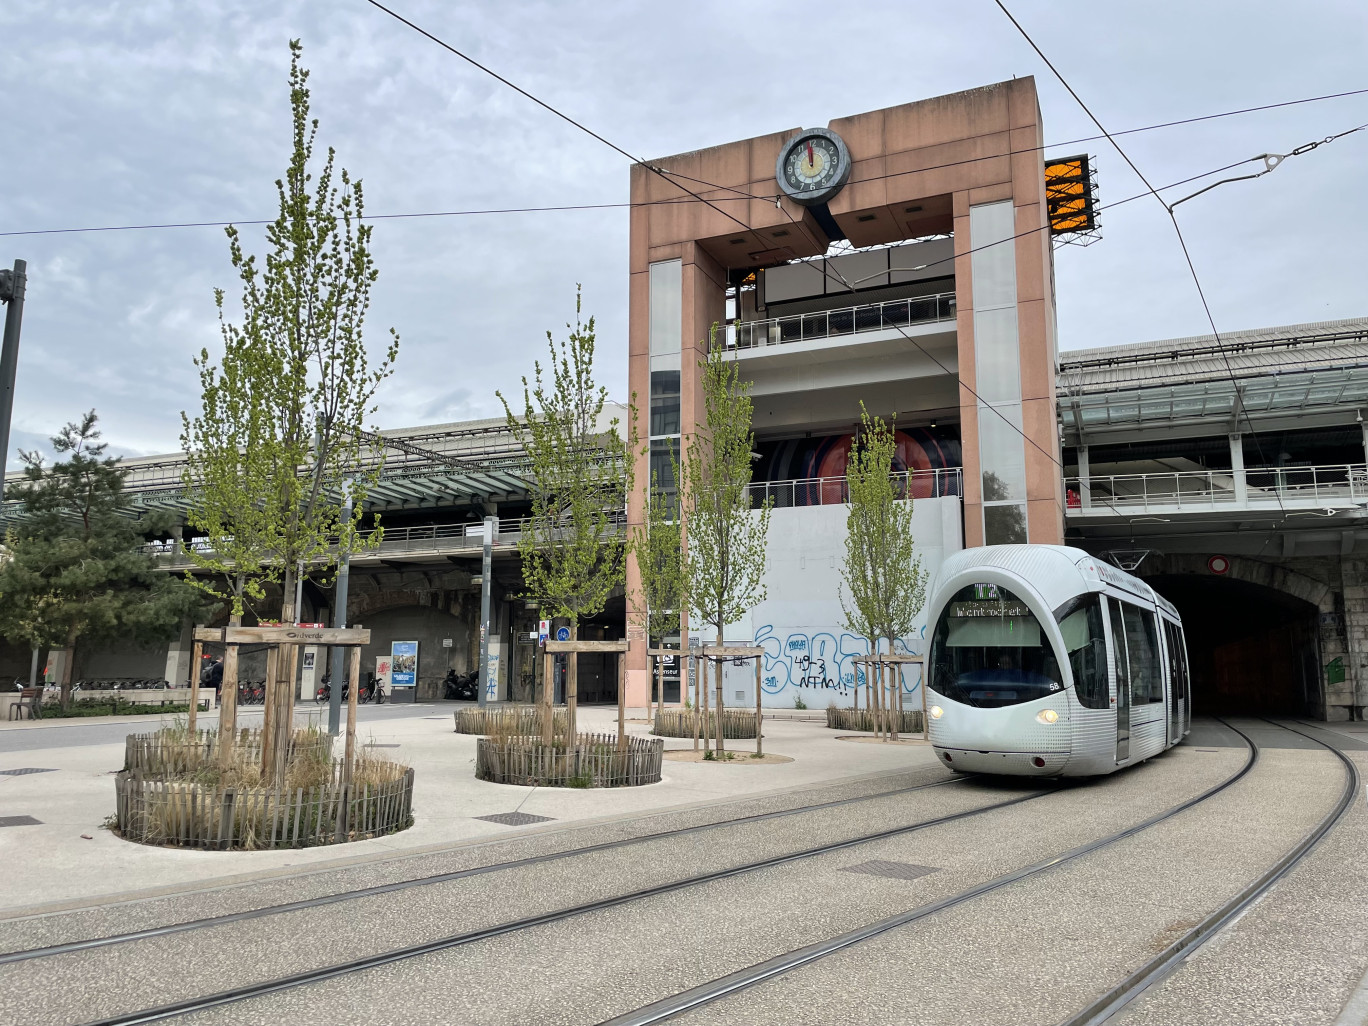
687, 495, 962, 709
357, 605, 475, 701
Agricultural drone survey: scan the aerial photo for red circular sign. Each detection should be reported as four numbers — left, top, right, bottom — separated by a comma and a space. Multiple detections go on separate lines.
1208, 555, 1230, 575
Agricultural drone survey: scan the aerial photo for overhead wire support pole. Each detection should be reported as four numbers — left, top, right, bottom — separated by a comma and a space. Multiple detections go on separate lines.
0, 259, 27, 504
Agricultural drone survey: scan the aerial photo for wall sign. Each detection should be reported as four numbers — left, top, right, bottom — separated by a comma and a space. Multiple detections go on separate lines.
1208, 555, 1230, 575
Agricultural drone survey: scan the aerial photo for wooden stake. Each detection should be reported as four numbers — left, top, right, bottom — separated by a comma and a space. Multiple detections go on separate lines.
616, 651, 626, 752
754, 657, 763, 758
261, 646, 279, 783
541, 649, 553, 745
218, 644, 239, 769
346, 645, 361, 784
891, 662, 902, 743
565, 623, 578, 740
691, 654, 700, 752
188, 639, 203, 734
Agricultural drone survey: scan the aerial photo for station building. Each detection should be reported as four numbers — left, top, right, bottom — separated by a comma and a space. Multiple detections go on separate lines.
7, 77, 1367, 721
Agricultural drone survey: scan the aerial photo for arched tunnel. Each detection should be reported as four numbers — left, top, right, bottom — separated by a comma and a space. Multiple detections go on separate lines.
1146, 574, 1321, 717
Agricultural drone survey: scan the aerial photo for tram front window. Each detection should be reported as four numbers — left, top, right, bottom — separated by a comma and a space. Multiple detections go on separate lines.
929, 584, 1063, 708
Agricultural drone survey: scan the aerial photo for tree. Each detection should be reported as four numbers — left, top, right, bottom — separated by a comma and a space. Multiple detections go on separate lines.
0, 412, 202, 710
839, 403, 927, 736
632, 470, 684, 725
182, 39, 397, 622
180, 39, 399, 768
680, 340, 772, 757
499, 288, 634, 743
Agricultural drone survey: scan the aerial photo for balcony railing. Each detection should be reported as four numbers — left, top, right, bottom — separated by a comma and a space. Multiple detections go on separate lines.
1066, 462, 1368, 514
749, 467, 963, 508
725, 291, 956, 351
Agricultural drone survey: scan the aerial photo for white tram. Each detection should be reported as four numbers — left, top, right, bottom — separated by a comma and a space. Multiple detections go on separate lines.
925, 545, 1190, 776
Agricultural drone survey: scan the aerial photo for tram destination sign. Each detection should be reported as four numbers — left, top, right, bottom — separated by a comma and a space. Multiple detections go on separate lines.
948, 601, 1032, 619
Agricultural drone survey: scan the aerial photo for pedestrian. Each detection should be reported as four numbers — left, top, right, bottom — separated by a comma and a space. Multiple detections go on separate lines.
202, 656, 224, 700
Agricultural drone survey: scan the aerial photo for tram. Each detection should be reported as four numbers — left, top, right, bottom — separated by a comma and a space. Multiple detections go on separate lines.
925, 545, 1190, 776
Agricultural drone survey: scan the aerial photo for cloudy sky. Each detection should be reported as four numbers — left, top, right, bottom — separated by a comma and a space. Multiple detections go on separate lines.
2, 1, 1365, 460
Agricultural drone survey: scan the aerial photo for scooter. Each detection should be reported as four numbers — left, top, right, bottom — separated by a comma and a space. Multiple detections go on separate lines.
443, 668, 478, 701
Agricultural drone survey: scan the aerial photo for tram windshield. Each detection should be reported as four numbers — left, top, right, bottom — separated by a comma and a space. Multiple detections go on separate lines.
929, 584, 1063, 708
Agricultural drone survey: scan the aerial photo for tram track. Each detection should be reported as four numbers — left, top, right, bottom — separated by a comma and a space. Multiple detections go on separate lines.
597, 717, 1355, 1026
65, 782, 1055, 1026
0, 773, 966, 965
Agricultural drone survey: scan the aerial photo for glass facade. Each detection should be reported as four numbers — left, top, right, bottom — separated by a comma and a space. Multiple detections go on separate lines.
970, 201, 1028, 543
648, 259, 682, 507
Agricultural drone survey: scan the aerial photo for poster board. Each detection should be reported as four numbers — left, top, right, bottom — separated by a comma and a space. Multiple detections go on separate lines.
390, 641, 418, 688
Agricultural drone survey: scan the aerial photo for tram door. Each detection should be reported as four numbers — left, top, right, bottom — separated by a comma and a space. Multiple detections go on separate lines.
1108, 599, 1131, 762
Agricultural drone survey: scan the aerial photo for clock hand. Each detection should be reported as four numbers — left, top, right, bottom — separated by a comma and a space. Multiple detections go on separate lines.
806, 141, 814, 169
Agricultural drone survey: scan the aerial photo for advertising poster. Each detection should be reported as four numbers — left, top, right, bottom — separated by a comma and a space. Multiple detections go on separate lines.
390, 641, 418, 687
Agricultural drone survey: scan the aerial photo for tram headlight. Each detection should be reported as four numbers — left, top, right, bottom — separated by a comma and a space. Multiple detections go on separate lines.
929, 705, 944, 720
1036, 709, 1059, 724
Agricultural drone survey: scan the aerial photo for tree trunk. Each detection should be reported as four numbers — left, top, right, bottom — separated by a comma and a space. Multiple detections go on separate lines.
699, 648, 710, 753
566, 622, 578, 741
754, 657, 763, 758
188, 640, 203, 734
892, 663, 902, 743
261, 645, 279, 780
714, 628, 726, 758
691, 653, 700, 752
616, 650, 627, 752
218, 580, 244, 766
853, 661, 860, 714
58, 627, 78, 713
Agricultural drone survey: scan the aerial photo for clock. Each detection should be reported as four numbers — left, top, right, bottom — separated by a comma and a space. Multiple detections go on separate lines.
775, 128, 852, 207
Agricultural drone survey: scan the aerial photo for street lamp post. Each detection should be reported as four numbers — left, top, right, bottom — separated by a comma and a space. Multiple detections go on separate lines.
0, 259, 27, 503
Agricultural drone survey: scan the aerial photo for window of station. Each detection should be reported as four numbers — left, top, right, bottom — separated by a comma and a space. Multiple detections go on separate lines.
929, 583, 1063, 708
650, 371, 680, 437
1054, 593, 1109, 709
648, 438, 678, 501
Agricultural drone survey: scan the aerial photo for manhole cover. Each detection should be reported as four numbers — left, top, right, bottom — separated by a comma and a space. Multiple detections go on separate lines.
0, 768, 57, 776
841, 860, 938, 881
0, 816, 42, 827
475, 812, 555, 827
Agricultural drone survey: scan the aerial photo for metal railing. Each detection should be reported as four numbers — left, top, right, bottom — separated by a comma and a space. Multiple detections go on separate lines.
726, 291, 956, 351
142, 512, 629, 567
749, 467, 962, 508
1066, 462, 1368, 514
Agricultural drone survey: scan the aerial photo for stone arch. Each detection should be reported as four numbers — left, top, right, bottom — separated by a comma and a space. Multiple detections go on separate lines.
1136, 553, 1333, 614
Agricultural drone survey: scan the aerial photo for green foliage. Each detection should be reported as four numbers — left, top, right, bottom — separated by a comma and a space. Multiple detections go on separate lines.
680, 340, 771, 638
498, 287, 634, 626
180, 39, 399, 620
839, 403, 927, 651
0, 413, 203, 702
42, 699, 193, 718
793, 695, 807, 710
633, 469, 683, 645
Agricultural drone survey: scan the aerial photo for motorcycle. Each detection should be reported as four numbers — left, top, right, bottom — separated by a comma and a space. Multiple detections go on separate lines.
443, 668, 478, 701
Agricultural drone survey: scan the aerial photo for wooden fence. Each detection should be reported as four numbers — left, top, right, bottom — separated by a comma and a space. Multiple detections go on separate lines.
124, 728, 333, 776
475, 733, 663, 788
826, 706, 924, 734
651, 708, 758, 740
454, 706, 568, 737
114, 761, 414, 850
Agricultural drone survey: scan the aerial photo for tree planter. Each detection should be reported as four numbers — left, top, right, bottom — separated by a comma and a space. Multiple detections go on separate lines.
651, 708, 758, 740
125, 727, 333, 776
476, 733, 663, 788
825, 705, 924, 734
113, 759, 413, 850
453, 706, 567, 737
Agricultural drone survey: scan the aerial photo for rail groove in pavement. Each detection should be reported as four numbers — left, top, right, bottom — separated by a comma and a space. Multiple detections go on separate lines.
73, 785, 1052, 1026
597, 717, 1264, 1026
0, 775, 970, 964
1056, 717, 1360, 1026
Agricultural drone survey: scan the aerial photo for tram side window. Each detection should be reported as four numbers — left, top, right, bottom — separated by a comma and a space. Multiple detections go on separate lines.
1056, 594, 1109, 710
1169, 622, 1189, 701
1121, 603, 1163, 704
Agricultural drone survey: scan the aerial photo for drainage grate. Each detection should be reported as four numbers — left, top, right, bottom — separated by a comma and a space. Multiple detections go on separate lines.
0, 816, 42, 827
475, 812, 555, 827
841, 860, 938, 881
365, 743, 400, 748
423, 716, 450, 720
0, 768, 57, 776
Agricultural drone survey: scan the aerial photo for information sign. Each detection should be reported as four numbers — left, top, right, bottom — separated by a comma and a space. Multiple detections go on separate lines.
390, 641, 418, 687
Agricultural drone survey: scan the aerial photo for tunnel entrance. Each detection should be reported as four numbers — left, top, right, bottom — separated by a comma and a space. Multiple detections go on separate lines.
1146, 574, 1320, 717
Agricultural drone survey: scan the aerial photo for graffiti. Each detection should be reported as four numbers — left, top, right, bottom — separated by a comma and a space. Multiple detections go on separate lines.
755, 624, 926, 703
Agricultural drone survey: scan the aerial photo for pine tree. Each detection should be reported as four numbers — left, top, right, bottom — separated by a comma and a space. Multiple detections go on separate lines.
499, 287, 634, 742
0, 412, 202, 710
680, 341, 771, 756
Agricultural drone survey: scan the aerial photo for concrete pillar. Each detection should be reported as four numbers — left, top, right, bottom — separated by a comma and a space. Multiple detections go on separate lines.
1230, 433, 1247, 505
1078, 445, 1092, 509
1341, 558, 1368, 720
163, 619, 194, 687
48, 646, 73, 686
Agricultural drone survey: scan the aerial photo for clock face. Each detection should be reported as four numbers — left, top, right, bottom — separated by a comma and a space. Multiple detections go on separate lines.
775, 129, 851, 206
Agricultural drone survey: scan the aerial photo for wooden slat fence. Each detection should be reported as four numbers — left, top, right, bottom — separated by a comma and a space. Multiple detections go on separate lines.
125, 728, 333, 776
453, 706, 567, 737
825, 706, 925, 734
114, 762, 413, 850
475, 733, 663, 788
651, 708, 758, 740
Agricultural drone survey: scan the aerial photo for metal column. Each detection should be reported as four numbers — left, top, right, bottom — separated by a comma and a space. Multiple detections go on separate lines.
0, 259, 28, 502
477, 515, 495, 707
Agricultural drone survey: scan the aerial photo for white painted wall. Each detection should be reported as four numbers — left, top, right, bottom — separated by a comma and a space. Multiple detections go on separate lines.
688, 496, 963, 709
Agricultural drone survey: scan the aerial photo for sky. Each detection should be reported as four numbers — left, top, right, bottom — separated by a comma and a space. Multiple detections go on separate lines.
2, 1, 1366, 460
